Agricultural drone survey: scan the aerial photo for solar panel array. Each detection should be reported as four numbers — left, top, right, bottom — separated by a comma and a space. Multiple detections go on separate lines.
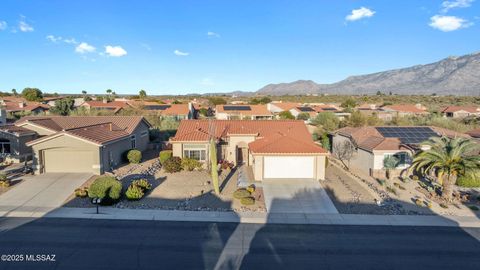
297, 107, 315, 112
223, 105, 251, 111
321, 108, 337, 111
375, 127, 438, 144
144, 105, 171, 110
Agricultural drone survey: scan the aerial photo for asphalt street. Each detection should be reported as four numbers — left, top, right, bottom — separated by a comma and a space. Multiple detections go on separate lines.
0, 217, 479, 270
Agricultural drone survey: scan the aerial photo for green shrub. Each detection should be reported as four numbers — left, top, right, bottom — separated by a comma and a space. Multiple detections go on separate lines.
240, 197, 255, 205
163, 157, 182, 173
440, 203, 449, 209
74, 187, 88, 198
88, 176, 122, 205
412, 175, 419, 181
181, 158, 202, 171
127, 149, 142, 164
159, 150, 173, 165
125, 184, 144, 200
0, 173, 7, 182
246, 185, 255, 193
456, 172, 480, 188
0, 180, 10, 188
233, 189, 251, 199
131, 179, 152, 190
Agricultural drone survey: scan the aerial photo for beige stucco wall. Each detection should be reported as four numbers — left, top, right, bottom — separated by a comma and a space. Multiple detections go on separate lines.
333, 134, 375, 175
226, 135, 256, 165
315, 155, 326, 180
31, 135, 101, 174
0, 132, 37, 162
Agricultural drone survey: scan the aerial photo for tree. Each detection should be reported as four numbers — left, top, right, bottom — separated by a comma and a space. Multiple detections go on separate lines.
21, 88, 43, 101
139, 89, 147, 100
296, 112, 310, 121
347, 111, 367, 127
376, 91, 382, 96
250, 97, 271, 105
340, 97, 357, 111
106, 89, 112, 95
50, 98, 75, 116
207, 97, 227, 106
11, 89, 17, 96
210, 139, 220, 195
321, 133, 331, 152
333, 140, 355, 169
172, 100, 182, 104
411, 137, 480, 201
278, 111, 295, 120
383, 155, 399, 179
311, 112, 339, 133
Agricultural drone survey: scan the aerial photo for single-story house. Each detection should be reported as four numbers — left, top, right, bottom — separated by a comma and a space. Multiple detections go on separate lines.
331, 126, 469, 178
267, 102, 301, 114
289, 106, 318, 119
170, 120, 328, 181
128, 101, 195, 120
215, 105, 273, 120
4, 116, 152, 174
79, 100, 131, 113
441, 106, 480, 118
0, 97, 50, 115
0, 125, 37, 163
379, 104, 428, 120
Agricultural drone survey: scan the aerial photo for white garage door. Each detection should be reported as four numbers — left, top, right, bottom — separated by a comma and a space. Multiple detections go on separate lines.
43, 149, 94, 173
263, 156, 315, 179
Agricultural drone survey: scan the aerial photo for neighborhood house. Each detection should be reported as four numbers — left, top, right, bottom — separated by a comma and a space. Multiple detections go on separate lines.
170, 120, 328, 181
331, 126, 469, 178
215, 105, 273, 120
0, 116, 151, 175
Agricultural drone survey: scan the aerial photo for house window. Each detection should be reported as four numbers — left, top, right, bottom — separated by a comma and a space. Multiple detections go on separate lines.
184, 149, 206, 161
386, 152, 411, 168
141, 131, 148, 137
131, 135, 136, 149
0, 139, 10, 154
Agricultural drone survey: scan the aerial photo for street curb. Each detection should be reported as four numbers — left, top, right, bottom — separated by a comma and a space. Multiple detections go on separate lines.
1, 207, 479, 228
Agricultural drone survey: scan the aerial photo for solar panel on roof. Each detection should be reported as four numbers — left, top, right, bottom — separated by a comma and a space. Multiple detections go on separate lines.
375, 126, 438, 144
321, 108, 337, 111
297, 107, 315, 112
144, 105, 171, 110
223, 105, 251, 111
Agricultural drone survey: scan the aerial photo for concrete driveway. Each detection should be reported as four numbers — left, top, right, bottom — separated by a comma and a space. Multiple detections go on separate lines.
262, 179, 338, 214
0, 173, 92, 213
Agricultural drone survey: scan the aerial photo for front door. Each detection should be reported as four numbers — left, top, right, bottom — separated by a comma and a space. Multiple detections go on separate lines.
237, 147, 248, 164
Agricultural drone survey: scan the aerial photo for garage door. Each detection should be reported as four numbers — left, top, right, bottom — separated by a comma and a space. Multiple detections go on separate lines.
263, 156, 315, 179
43, 149, 94, 173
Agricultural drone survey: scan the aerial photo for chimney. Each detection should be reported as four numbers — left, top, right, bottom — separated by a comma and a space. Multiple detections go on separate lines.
18, 102, 25, 108
109, 123, 113, 131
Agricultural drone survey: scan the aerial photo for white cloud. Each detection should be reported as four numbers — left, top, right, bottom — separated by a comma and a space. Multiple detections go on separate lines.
0, 21, 7, 31
18, 17, 34, 32
105, 45, 127, 57
75, 42, 96, 54
174, 49, 189, 56
429, 15, 472, 31
441, 0, 474, 13
63, 38, 78, 44
207, 31, 220, 38
345, 7, 375, 21
46, 35, 62, 42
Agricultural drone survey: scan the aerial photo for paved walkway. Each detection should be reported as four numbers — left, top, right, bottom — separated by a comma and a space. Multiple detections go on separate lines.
0, 173, 91, 213
262, 179, 338, 214
1, 207, 479, 228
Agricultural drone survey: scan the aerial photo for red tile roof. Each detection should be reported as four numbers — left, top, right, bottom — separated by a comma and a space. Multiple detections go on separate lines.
0, 125, 36, 136
216, 105, 272, 116
2, 101, 50, 113
171, 120, 327, 154
18, 116, 150, 145
441, 106, 480, 113
269, 102, 301, 111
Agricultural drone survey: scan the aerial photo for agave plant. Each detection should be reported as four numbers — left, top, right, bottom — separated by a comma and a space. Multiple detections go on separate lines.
411, 137, 480, 201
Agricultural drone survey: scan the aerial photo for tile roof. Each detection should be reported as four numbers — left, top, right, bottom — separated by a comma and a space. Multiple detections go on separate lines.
269, 102, 301, 111
81, 101, 131, 113
381, 104, 427, 114
17, 116, 150, 145
441, 106, 480, 113
0, 125, 36, 136
127, 101, 191, 115
2, 101, 50, 113
171, 120, 326, 154
216, 105, 272, 116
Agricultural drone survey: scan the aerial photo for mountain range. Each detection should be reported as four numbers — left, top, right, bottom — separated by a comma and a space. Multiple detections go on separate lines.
256, 52, 480, 96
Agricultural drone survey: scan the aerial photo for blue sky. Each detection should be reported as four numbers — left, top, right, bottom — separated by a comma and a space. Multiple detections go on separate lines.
0, 0, 479, 95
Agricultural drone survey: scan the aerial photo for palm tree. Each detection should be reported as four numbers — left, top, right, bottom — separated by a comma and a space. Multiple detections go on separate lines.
383, 155, 399, 179
411, 137, 480, 201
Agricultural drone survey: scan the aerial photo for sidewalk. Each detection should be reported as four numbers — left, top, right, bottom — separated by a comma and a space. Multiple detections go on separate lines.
1, 206, 479, 227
